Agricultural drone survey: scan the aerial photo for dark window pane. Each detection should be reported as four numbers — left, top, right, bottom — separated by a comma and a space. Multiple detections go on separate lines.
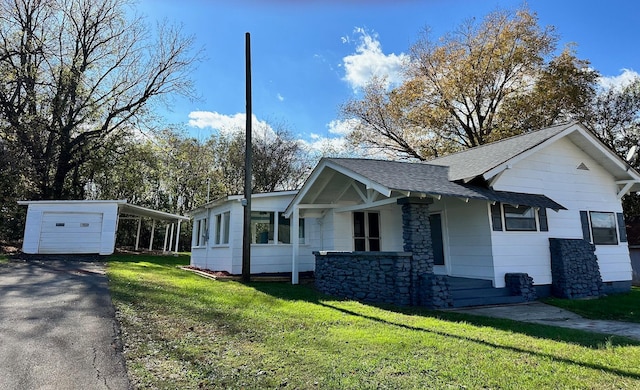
368, 212, 380, 238
369, 239, 380, 252
354, 238, 366, 251
353, 212, 365, 237
590, 212, 618, 245
430, 214, 444, 265
278, 213, 291, 244
503, 205, 536, 231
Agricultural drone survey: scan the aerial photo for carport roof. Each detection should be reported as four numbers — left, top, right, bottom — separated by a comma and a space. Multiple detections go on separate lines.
17, 200, 189, 222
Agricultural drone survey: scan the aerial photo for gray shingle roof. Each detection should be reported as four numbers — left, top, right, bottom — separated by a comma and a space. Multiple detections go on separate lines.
326, 158, 565, 210
428, 122, 575, 181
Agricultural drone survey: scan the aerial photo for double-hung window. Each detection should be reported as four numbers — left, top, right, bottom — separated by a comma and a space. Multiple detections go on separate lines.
194, 218, 208, 247
353, 211, 380, 251
214, 212, 230, 245
490, 203, 547, 232
580, 211, 626, 245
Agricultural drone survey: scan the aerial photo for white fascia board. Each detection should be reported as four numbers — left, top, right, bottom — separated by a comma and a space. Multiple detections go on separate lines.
482, 124, 578, 182
17, 199, 127, 206
284, 158, 332, 217
323, 160, 392, 198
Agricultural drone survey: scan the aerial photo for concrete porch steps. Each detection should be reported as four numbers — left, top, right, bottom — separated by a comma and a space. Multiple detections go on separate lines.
446, 276, 526, 308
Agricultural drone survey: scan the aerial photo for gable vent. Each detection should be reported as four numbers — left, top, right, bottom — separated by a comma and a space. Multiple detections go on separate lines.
577, 162, 589, 170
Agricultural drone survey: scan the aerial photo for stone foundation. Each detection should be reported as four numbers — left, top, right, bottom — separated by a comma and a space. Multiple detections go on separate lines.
505, 273, 537, 301
549, 238, 603, 299
419, 274, 453, 309
314, 251, 415, 306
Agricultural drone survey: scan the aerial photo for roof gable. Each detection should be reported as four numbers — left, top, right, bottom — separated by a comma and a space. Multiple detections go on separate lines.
428, 122, 573, 182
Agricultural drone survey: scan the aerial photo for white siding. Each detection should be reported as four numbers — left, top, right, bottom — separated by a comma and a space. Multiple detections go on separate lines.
491, 137, 631, 286
433, 198, 494, 281
190, 193, 320, 275
22, 202, 119, 255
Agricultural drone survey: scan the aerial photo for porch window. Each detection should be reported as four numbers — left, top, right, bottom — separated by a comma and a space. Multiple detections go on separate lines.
194, 218, 208, 247
214, 212, 230, 245
503, 205, 536, 231
353, 211, 380, 251
250, 211, 305, 244
589, 211, 618, 245
277, 212, 305, 244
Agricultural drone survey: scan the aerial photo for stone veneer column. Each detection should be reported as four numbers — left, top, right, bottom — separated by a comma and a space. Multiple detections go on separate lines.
398, 197, 435, 305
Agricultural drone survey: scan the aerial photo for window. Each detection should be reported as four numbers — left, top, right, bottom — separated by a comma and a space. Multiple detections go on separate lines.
353, 211, 380, 251
277, 213, 305, 244
589, 211, 618, 245
194, 218, 208, 247
214, 212, 230, 245
250, 211, 305, 245
503, 205, 536, 231
490, 202, 548, 232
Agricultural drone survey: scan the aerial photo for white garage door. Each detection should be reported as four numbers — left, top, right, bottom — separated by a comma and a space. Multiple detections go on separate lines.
39, 212, 103, 254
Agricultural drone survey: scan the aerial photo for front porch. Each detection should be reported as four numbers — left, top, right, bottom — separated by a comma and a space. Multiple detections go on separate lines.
313, 250, 537, 309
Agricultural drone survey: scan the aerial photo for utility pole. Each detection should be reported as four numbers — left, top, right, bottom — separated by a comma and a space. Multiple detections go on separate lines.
241, 32, 252, 283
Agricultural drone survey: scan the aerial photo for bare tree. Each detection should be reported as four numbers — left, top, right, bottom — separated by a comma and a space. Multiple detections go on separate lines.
0, 0, 199, 199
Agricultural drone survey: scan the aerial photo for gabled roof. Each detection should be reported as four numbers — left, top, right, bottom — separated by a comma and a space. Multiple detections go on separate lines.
428, 122, 572, 182
326, 158, 565, 210
285, 157, 565, 216
428, 122, 640, 186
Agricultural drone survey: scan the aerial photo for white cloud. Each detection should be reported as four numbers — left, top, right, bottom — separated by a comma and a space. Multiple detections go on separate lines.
599, 69, 639, 91
327, 118, 358, 136
277, 93, 285, 102
342, 27, 408, 91
187, 111, 275, 139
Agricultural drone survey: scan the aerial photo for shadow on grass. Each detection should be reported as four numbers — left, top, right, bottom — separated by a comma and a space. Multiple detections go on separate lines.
250, 281, 640, 381
250, 281, 640, 347
106, 254, 640, 383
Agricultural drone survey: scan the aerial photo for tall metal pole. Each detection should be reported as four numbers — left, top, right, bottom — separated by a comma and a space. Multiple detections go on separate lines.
241, 32, 252, 283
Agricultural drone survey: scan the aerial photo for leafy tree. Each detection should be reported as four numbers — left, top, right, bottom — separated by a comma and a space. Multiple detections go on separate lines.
0, 0, 198, 200
342, 7, 595, 160
212, 123, 312, 195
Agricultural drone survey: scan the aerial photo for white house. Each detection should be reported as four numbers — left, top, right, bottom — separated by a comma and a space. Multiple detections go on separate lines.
19, 200, 189, 255
189, 191, 321, 274
282, 122, 639, 306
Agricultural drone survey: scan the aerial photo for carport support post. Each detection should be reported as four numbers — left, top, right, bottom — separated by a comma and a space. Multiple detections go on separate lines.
174, 220, 181, 253
163, 224, 169, 252
135, 217, 142, 250
168, 223, 175, 253
149, 220, 156, 251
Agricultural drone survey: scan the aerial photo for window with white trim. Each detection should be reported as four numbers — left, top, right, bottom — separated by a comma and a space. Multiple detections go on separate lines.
490, 203, 548, 232
250, 211, 305, 244
214, 211, 230, 245
353, 211, 380, 251
194, 218, 208, 247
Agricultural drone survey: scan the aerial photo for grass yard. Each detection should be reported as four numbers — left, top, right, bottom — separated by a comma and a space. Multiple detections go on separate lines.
544, 287, 640, 323
0, 254, 8, 263
108, 254, 640, 389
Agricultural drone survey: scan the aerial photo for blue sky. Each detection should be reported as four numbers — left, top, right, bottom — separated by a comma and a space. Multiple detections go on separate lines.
137, 0, 640, 153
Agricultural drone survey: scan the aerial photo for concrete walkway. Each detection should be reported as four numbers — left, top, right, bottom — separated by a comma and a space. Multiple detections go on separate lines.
449, 301, 640, 341
0, 257, 130, 389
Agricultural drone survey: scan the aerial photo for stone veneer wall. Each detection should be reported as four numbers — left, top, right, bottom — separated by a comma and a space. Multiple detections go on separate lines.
549, 238, 603, 299
399, 198, 435, 305
419, 274, 453, 309
314, 251, 414, 306
505, 273, 537, 301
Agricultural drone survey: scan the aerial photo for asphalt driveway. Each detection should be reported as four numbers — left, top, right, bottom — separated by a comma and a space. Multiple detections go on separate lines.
0, 257, 130, 389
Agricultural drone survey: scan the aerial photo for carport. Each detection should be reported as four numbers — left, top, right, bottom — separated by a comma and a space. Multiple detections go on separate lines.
18, 200, 189, 255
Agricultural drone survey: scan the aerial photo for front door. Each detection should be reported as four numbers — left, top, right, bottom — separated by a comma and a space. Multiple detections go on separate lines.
430, 213, 446, 274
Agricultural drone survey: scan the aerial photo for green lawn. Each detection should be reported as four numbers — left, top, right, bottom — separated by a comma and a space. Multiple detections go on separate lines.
544, 287, 640, 323
0, 254, 8, 264
107, 254, 640, 389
